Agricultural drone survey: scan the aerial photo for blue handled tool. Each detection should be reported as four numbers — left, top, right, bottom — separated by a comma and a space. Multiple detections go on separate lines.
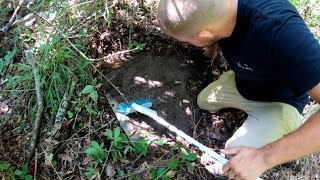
118, 98, 263, 180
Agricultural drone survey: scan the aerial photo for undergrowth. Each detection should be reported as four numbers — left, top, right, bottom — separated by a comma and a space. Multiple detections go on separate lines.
0, 0, 319, 179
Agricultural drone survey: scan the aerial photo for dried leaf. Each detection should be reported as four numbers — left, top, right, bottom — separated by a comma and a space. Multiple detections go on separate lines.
106, 163, 116, 177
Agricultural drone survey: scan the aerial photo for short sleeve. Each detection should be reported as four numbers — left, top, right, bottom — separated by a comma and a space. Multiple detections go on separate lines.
273, 17, 320, 95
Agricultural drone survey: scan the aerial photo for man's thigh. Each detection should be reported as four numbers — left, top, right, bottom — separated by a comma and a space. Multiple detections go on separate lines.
225, 102, 301, 148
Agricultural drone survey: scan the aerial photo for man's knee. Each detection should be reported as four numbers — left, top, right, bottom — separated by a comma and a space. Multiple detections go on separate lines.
197, 90, 208, 109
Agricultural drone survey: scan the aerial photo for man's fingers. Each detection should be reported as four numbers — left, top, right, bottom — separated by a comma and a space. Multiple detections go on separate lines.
222, 162, 231, 173
220, 146, 244, 155
226, 169, 237, 180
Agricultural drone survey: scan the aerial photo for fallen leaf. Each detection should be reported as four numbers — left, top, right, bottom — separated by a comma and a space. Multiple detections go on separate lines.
58, 154, 73, 165
106, 163, 116, 177
166, 170, 176, 178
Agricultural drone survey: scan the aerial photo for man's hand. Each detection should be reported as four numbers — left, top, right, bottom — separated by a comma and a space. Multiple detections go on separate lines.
221, 147, 269, 180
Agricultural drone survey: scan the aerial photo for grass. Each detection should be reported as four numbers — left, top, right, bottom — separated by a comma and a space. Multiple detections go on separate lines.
290, 0, 320, 39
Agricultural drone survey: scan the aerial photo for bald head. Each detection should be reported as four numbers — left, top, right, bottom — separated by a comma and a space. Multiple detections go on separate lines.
157, 0, 228, 37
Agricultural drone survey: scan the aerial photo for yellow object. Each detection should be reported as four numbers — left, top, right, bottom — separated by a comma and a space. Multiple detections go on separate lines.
197, 71, 301, 148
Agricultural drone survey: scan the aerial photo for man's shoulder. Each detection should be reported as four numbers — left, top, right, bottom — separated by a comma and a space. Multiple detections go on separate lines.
239, 0, 301, 24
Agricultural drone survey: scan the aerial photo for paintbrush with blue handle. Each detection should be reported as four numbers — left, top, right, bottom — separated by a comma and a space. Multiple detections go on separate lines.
118, 98, 263, 180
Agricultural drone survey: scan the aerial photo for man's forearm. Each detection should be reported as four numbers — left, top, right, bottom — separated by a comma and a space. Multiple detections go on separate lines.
261, 109, 320, 169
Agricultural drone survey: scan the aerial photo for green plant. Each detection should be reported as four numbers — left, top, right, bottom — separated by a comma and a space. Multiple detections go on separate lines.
85, 167, 98, 179
13, 164, 32, 180
106, 126, 131, 161
134, 139, 149, 157
180, 149, 198, 171
0, 161, 13, 177
81, 84, 102, 103
151, 167, 170, 180
128, 40, 145, 51
150, 148, 198, 180
106, 127, 150, 161
85, 141, 108, 163
0, 48, 17, 75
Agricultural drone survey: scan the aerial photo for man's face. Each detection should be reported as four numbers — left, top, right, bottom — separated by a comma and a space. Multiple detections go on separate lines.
174, 32, 220, 47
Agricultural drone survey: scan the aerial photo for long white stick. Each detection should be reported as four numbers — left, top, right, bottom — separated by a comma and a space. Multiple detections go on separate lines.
131, 103, 263, 180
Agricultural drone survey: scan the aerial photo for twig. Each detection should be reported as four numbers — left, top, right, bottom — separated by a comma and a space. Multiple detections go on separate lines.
25, 50, 44, 162
0, 0, 26, 32
34, 148, 38, 179
100, 143, 114, 176
40, 146, 62, 180
53, 120, 115, 156
127, 153, 143, 169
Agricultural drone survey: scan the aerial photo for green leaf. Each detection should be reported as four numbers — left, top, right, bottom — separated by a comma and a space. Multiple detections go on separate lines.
67, 111, 73, 118
117, 151, 123, 158
89, 90, 98, 103
169, 156, 180, 169
106, 129, 113, 139
155, 138, 167, 146
4, 49, 17, 62
184, 153, 198, 161
124, 146, 132, 154
81, 85, 94, 94
115, 136, 123, 142
111, 151, 118, 162
134, 140, 149, 156
25, 175, 33, 180
99, 143, 104, 149
151, 168, 157, 179
0, 162, 11, 170
85, 167, 96, 178
115, 142, 124, 150
85, 147, 97, 156
13, 169, 23, 176
156, 167, 167, 178
85, 105, 97, 115
91, 141, 100, 149
22, 164, 28, 173
185, 161, 195, 171
47, 153, 54, 162
95, 83, 103, 88
131, 173, 137, 180
114, 127, 121, 139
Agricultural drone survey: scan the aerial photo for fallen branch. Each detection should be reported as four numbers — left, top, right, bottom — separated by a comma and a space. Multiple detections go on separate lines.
25, 50, 44, 162
52, 77, 77, 135
0, 0, 26, 32
46, 77, 77, 154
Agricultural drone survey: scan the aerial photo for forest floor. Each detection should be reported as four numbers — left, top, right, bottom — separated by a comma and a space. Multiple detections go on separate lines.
0, 0, 320, 179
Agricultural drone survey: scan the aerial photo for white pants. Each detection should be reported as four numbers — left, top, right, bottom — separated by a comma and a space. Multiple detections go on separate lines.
197, 71, 301, 148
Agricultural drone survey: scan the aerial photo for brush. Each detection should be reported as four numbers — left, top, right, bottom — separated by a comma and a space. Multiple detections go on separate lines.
118, 98, 263, 180
118, 98, 228, 163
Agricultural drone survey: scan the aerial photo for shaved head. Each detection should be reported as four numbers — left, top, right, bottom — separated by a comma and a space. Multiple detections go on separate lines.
157, 0, 227, 37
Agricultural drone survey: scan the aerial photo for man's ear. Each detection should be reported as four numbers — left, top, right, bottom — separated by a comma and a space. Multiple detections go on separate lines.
197, 30, 214, 40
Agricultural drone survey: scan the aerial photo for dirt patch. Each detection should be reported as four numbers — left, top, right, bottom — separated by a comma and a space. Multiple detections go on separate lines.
105, 51, 198, 141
